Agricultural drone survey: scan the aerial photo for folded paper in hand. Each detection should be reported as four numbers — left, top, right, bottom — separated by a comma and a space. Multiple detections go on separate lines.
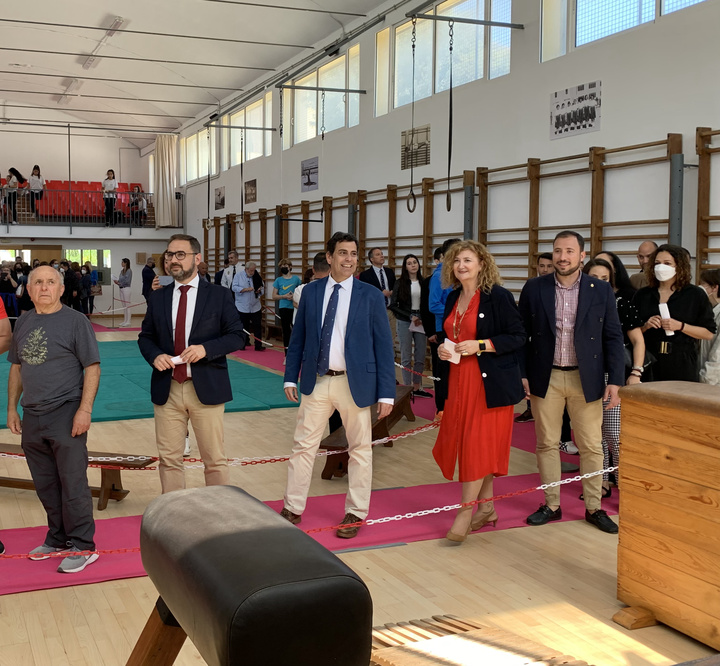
443, 338, 461, 365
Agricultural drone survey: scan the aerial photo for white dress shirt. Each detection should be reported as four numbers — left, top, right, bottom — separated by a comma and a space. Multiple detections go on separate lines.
286, 274, 393, 405
172, 274, 200, 377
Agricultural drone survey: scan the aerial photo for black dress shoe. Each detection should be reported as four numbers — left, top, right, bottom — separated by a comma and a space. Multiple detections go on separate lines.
526, 504, 562, 526
0, 539, 4, 555
514, 408, 534, 423
585, 509, 618, 534
279, 507, 301, 525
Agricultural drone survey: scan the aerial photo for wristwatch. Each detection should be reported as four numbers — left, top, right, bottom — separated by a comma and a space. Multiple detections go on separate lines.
477, 339, 487, 355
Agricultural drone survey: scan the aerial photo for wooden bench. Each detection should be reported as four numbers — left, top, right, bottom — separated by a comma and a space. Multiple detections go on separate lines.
319, 385, 415, 480
0, 443, 154, 510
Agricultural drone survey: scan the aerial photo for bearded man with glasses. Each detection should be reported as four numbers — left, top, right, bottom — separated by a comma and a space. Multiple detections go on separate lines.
139, 234, 245, 493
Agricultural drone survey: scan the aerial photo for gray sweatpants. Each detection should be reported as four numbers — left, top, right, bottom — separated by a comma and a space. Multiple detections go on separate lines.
21, 400, 96, 550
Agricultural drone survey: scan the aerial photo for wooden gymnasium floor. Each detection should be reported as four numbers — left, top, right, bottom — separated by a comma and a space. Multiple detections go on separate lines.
0, 321, 715, 666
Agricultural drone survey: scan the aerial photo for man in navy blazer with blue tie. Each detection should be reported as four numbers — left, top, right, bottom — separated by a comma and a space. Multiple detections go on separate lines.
280, 232, 395, 538
519, 231, 624, 534
139, 234, 244, 493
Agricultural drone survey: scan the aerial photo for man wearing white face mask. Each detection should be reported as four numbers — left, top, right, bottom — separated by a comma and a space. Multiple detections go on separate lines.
634, 244, 716, 382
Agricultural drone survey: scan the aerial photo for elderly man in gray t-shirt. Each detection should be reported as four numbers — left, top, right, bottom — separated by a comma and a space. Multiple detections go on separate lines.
7, 266, 101, 574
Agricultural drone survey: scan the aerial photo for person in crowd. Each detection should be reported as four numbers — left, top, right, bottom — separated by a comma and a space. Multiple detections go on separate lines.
13, 261, 33, 314
428, 239, 462, 409
141, 256, 156, 302
634, 244, 716, 382
32, 259, 40, 269
59, 260, 79, 311
103, 169, 118, 226
594, 250, 636, 298
279, 232, 395, 539
583, 258, 644, 496
0, 265, 18, 295
520, 230, 624, 534
630, 241, 658, 290
221, 251, 242, 289
79, 263, 92, 316
292, 266, 315, 324
232, 261, 265, 351
434, 241, 525, 542
359, 247, 396, 336
129, 186, 147, 225
114, 258, 133, 327
699, 269, 720, 385
138, 234, 244, 493
198, 261, 212, 283
28, 165, 45, 219
84, 261, 98, 315
390, 254, 429, 397
7, 265, 100, 573
272, 258, 301, 357
215, 258, 229, 285
70, 262, 84, 313
516, 252, 555, 424
5, 168, 26, 224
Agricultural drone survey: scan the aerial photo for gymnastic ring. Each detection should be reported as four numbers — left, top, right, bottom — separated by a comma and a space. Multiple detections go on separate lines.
446, 190, 452, 212
406, 190, 417, 214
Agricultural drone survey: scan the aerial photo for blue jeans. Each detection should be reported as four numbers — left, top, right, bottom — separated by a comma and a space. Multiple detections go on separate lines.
396, 319, 427, 386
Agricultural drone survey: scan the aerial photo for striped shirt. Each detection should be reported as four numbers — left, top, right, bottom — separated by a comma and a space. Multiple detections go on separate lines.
553, 272, 581, 367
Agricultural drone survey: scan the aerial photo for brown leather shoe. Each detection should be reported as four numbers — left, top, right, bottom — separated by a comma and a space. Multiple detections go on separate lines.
279, 507, 301, 525
336, 512, 363, 539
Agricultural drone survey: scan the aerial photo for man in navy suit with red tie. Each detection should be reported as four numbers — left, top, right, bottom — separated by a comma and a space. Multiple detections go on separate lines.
139, 234, 244, 493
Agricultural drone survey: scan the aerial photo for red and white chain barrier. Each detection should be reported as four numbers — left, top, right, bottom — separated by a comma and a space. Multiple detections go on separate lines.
0, 466, 618, 559
394, 362, 440, 382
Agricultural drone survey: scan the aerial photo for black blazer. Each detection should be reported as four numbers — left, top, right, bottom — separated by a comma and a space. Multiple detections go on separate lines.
138, 279, 245, 405
436, 285, 526, 410
518, 272, 625, 402
389, 276, 424, 322
358, 266, 396, 294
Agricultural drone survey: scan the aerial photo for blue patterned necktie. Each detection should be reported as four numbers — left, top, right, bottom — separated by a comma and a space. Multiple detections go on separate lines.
317, 283, 341, 376
378, 268, 388, 307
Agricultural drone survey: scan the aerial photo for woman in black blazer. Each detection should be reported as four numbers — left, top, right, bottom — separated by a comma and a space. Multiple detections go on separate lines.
434, 240, 525, 543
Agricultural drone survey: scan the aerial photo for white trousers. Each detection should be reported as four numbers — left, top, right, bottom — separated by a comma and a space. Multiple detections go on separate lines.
284, 374, 373, 519
119, 287, 132, 325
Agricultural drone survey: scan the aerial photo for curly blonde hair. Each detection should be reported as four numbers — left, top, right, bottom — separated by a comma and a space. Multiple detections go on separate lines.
441, 240, 502, 293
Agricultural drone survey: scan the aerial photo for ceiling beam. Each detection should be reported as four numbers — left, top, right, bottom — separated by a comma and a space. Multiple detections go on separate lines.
0, 103, 195, 119
0, 70, 240, 93
0, 88, 214, 105
0, 119, 174, 134
0, 46, 274, 71
0, 18, 313, 49
202, 0, 366, 17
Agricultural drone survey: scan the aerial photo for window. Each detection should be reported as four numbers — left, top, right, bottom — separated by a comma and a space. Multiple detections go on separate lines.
663, 0, 705, 13
541, 0, 568, 61
576, 0, 653, 46
229, 92, 273, 167
383, 0, 513, 111
181, 128, 217, 184
64, 249, 104, 267
286, 49, 361, 147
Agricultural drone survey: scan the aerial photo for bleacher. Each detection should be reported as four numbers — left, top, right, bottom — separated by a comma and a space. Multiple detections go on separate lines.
0, 179, 154, 226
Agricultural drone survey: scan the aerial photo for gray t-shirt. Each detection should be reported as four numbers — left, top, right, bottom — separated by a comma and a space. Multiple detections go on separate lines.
8, 306, 101, 415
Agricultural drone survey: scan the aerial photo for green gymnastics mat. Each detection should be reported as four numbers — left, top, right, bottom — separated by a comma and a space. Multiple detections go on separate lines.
0, 340, 292, 427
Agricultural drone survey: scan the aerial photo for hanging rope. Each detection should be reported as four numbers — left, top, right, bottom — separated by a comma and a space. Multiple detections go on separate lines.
239, 128, 245, 230
320, 89, 326, 140
446, 20, 454, 212
406, 17, 418, 214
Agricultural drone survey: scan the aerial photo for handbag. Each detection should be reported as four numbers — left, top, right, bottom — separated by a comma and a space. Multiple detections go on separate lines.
624, 344, 656, 369
90, 284, 103, 297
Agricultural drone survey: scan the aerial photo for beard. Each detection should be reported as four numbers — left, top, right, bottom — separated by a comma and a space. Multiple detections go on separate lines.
553, 260, 582, 277
169, 264, 195, 281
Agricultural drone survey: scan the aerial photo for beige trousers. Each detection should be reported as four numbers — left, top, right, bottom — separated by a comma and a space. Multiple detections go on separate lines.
284, 374, 373, 519
530, 369, 604, 511
154, 380, 229, 493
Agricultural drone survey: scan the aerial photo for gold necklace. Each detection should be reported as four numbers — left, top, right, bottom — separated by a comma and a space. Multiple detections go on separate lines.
453, 292, 473, 340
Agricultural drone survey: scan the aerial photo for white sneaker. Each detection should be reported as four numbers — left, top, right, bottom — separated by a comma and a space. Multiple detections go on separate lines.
183, 437, 191, 457
559, 440, 579, 455
57, 547, 99, 574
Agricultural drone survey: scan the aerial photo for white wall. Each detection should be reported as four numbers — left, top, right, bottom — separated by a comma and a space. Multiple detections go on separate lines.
183, 0, 720, 261
0, 105, 149, 186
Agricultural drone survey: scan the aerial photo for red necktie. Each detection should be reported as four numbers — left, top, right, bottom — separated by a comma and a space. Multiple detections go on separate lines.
173, 285, 191, 383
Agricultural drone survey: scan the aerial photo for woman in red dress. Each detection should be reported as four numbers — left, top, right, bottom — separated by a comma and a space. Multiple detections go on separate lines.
434, 240, 526, 542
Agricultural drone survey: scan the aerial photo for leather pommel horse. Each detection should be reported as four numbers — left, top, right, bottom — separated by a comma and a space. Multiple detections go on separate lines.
126, 485, 373, 666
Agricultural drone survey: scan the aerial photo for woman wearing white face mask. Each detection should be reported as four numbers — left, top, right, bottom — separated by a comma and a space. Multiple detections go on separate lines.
633, 244, 716, 382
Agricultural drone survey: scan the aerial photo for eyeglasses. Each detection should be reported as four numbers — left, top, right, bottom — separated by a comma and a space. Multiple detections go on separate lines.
164, 251, 198, 261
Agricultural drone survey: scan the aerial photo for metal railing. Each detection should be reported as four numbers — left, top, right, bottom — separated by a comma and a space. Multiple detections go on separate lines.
1, 187, 155, 227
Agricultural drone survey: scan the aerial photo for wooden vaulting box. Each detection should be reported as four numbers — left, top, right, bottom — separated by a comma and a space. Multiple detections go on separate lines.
614, 382, 720, 650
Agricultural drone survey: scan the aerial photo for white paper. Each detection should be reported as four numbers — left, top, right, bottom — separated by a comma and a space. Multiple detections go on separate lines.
111, 273, 118, 282
658, 303, 674, 336
408, 320, 425, 334
170, 356, 186, 365
443, 338, 461, 365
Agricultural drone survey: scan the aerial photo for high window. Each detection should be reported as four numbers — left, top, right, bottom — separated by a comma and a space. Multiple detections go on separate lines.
179, 128, 217, 185
229, 91, 273, 167
378, 0, 513, 116
285, 46, 360, 148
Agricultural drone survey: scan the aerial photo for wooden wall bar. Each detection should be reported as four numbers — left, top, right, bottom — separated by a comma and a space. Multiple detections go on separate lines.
696, 126, 720, 278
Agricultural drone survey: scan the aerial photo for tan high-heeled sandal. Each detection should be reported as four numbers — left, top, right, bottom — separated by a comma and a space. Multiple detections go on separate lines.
470, 506, 499, 531
446, 506, 473, 543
